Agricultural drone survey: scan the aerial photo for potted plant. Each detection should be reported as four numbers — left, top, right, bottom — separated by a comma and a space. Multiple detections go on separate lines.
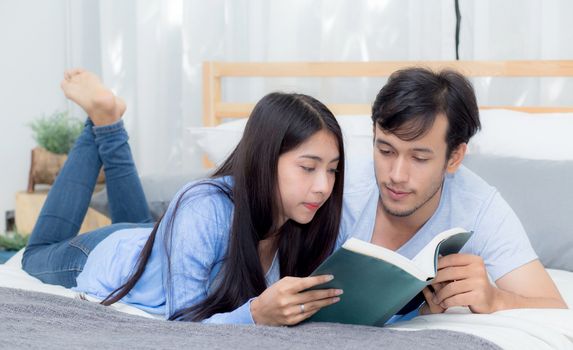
27, 111, 104, 192
0, 229, 27, 263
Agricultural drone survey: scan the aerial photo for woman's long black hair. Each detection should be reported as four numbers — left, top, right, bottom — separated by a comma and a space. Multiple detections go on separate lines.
101, 92, 345, 321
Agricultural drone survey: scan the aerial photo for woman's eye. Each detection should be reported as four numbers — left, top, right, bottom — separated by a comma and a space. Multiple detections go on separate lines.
301, 166, 315, 172
328, 168, 339, 174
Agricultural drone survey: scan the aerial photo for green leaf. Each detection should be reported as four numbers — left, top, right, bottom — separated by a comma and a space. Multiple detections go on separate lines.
29, 111, 83, 154
0, 231, 28, 251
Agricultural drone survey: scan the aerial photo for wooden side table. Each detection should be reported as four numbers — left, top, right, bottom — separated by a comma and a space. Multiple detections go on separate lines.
15, 190, 111, 235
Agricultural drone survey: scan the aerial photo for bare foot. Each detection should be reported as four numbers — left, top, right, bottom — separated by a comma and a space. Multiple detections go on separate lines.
60, 70, 126, 126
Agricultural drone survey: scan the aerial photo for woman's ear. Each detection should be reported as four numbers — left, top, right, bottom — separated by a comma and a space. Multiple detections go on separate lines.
446, 143, 467, 174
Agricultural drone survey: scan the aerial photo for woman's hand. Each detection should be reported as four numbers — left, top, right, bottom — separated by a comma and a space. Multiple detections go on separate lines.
250, 275, 343, 326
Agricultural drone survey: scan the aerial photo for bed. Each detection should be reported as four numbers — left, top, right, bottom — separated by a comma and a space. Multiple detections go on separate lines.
2, 60, 573, 349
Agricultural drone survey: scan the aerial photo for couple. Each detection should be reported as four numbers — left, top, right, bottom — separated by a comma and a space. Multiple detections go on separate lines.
22, 68, 566, 326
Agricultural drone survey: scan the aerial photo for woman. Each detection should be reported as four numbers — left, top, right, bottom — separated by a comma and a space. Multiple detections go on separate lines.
22, 69, 345, 326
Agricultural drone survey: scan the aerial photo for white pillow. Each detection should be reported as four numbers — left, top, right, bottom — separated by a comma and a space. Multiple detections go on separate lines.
187, 109, 573, 171
469, 109, 573, 160
547, 269, 573, 308
187, 115, 375, 177
337, 110, 573, 163
335, 115, 374, 180
188, 119, 247, 165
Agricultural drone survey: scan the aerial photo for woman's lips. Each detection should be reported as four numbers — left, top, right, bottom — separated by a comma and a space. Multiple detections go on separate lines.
303, 202, 321, 211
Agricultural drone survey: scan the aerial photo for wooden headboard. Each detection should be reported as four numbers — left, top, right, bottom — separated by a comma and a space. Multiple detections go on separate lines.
203, 60, 573, 127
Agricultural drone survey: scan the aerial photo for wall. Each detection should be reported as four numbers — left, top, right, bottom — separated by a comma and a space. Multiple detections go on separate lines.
0, 0, 100, 233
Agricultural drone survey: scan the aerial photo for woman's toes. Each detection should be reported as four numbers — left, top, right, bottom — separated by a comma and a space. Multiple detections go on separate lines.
60, 70, 123, 126
64, 68, 85, 81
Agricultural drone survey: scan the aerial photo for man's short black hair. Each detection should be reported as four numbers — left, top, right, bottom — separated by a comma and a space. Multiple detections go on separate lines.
371, 67, 481, 158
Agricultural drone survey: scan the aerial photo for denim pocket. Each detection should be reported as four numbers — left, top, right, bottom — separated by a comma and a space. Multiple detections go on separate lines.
69, 235, 93, 256
68, 226, 119, 256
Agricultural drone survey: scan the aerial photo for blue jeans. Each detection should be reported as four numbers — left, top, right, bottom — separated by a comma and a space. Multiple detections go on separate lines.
22, 119, 154, 288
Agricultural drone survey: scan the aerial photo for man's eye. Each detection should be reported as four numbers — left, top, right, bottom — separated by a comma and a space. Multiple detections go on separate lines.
413, 157, 429, 163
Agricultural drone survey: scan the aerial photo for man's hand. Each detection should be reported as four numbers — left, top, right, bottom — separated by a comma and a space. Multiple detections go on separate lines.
420, 283, 446, 315
427, 254, 500, 314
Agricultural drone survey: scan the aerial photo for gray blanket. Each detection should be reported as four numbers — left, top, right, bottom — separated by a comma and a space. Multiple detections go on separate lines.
0, 287, 501, 350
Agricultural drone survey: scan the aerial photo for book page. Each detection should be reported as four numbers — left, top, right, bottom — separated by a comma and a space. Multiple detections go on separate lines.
342, 238, 428, 281
410, 227, 471, 279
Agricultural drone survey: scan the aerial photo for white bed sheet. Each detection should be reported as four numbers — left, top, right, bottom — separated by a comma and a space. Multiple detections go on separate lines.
1, 249, 572, 349
0, 249, 155, 318
390, 308, 573, 350
392, 268, 573, 349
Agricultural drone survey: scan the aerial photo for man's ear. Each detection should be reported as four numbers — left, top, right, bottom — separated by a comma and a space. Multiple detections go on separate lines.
446, 143, 467, 174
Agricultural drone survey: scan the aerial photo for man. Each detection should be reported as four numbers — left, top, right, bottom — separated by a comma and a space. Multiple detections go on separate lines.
339, 68, 566, 319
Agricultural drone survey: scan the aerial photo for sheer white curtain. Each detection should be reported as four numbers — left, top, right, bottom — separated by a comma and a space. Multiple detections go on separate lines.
75, 0, 572, 175
460, 0, 573, 107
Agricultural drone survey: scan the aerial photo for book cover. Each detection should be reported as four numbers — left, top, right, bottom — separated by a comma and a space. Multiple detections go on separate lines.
308, 227, 472, 326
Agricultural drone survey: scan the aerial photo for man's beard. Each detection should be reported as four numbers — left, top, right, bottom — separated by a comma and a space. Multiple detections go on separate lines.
379, 179, 444, 218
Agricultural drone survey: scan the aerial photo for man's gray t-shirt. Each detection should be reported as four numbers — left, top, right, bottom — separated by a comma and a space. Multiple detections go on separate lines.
338, 161, 537, 281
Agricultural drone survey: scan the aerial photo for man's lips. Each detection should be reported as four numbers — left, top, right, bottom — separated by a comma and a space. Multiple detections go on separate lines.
386, 186, 411, 200
303, 202, 321, 211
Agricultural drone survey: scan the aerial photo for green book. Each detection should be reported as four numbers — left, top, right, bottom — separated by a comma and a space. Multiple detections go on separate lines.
308, 227, 473, 326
